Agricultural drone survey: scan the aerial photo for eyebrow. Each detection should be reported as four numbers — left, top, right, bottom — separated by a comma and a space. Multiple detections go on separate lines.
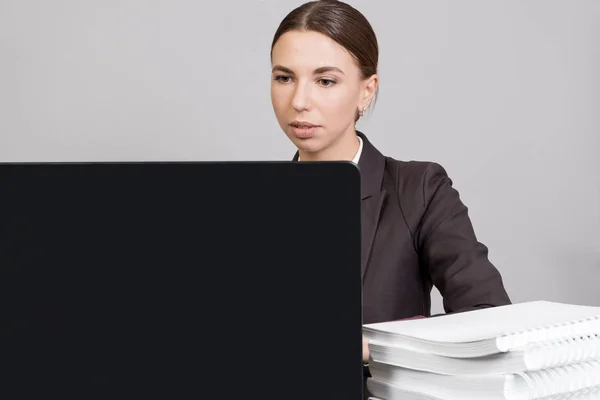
271, 65, 345, 75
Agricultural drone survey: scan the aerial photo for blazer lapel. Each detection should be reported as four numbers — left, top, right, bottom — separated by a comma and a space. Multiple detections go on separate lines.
356, 132, 387, 280
361, 189, 386, 280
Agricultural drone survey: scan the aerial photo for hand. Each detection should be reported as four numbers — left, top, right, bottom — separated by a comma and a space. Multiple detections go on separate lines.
362, 335, 370, 363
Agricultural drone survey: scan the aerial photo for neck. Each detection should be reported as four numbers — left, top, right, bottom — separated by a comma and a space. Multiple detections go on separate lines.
299, 128, 360, 162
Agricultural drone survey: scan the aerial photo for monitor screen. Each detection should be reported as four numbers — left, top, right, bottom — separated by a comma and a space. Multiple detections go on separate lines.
1, 161, 363, 399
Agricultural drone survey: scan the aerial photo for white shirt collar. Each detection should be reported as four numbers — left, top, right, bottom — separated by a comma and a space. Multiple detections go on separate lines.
298, 136, 363, 164
352, 136, 363, 165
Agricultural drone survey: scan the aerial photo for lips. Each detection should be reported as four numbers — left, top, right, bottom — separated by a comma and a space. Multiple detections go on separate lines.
289, 121, 320, 139
290, 121, 319, 128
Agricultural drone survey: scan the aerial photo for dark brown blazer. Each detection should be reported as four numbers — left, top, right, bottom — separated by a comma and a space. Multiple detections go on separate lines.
295, 131, 511, 323
294, 131, 511, 398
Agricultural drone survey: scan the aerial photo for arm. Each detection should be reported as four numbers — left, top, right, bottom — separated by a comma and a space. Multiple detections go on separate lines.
416, 162, 511, 313
363, 335, 371, 379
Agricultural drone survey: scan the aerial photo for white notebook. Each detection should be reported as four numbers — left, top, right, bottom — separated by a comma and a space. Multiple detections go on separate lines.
366, 360, 600, 400
362, 301, 600, 358
368, 333, 600, 375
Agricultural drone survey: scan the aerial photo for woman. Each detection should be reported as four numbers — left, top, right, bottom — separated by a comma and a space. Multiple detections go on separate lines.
269, 0, 511, 391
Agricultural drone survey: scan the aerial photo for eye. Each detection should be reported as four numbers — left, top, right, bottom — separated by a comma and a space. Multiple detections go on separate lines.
318, 78, 336, 87
274, 75, 292, 84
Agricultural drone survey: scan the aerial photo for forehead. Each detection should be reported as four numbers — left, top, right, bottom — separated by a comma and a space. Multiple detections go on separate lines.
271, 30, 357, 72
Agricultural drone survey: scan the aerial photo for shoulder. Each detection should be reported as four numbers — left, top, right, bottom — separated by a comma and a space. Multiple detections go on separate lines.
383, 157, 455, 207
382, 156, 470, 244
386, 157, 450, 181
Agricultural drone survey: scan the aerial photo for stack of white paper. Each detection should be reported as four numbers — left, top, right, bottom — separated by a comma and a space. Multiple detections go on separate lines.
363, 301, 600, 400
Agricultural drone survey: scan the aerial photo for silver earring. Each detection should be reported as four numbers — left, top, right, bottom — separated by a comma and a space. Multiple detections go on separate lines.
359, 106, 367, 117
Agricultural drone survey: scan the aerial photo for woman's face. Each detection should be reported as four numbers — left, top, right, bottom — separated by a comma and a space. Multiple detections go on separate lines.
270, 30, 377, 160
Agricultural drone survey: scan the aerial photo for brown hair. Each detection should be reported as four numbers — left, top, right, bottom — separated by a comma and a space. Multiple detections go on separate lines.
270, 0, 379, 121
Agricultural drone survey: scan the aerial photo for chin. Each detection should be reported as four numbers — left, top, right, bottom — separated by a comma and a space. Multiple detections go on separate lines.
288, 135, 325, 154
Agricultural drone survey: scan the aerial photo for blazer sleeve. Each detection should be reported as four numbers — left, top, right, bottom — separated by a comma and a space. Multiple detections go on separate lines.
415, 162, 511, 313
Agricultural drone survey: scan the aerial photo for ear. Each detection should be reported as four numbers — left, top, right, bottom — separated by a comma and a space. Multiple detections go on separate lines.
360, 74, 379, 109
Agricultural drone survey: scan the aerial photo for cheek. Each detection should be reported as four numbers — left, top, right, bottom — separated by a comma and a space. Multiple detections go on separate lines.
319, 89, 357, 123
270, 85, 289, 116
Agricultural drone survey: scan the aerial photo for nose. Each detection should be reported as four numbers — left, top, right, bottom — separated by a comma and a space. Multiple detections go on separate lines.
291, 81, 312, 112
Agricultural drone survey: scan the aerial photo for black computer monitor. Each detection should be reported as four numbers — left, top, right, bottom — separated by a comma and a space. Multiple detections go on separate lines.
1, 161, 363, 399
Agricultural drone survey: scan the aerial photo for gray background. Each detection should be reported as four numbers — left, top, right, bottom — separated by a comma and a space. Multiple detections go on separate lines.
1, 0, 599, 313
